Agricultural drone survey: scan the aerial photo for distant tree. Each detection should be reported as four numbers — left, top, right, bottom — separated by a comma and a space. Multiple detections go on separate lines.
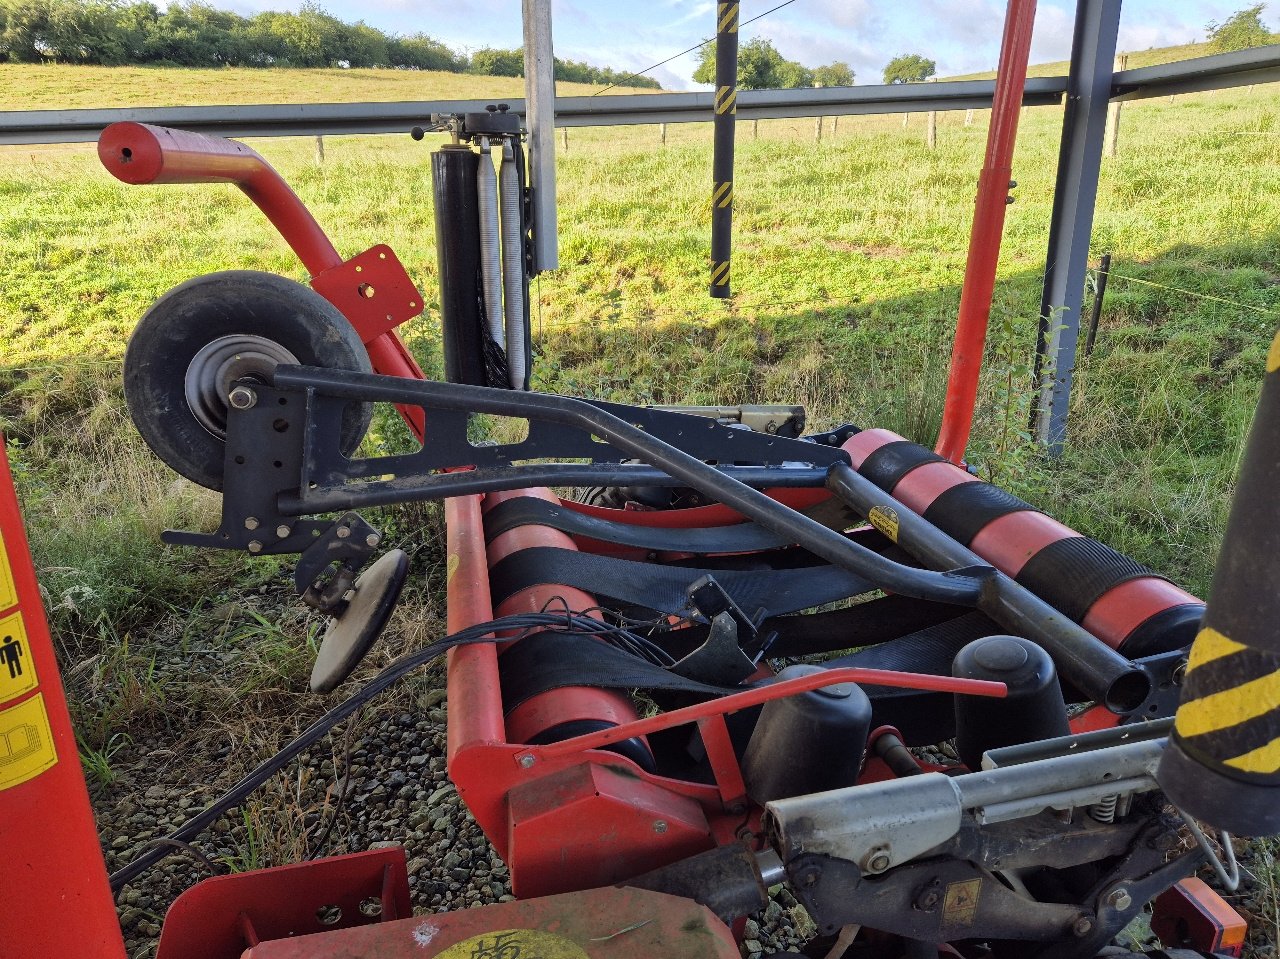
469, 46, 523, 77
882, 53, 936, 84
1207, 4, 1272, 51
693, 37, 814, 88
813, 61, 854, 86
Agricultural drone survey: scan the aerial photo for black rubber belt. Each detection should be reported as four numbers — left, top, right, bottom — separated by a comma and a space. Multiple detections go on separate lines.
483, 495, 797, 552
857, 440, 947, 492
1014, 536, 1163, 624
487, 546, 876, 619
497, 613, 1000, 746
921, 481, 1039, 546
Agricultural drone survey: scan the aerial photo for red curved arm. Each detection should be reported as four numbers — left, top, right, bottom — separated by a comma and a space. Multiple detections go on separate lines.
98, 121, 343, 277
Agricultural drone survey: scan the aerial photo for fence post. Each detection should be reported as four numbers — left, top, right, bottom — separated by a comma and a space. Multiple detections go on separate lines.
1104, 53, 1127, 158
562, 126, 569, 151
965, 108, 974, 126
813, 82, 823, 144
752, 119, 759, 139
902, 113, 910, 129
314, 135, 325, 163
926, 77, 938, 148
660, 122, 667, 145
832, 115, 839, 135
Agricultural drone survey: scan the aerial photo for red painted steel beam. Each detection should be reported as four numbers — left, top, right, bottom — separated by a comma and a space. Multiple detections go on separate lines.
935, 0, 1038, 464
0, 440, 127, 959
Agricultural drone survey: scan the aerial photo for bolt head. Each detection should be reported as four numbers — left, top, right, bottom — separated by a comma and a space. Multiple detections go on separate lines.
868, 853, 892, 872
228, 385, 257, 410
276, 525, 291, 538
653, 820, 668, 834
366, 534, 380, 547
336, 526, 351, 539
1072, 916, 1094, 937
518, 754, 535, 768
1106, 888, 1132, 911
244, 516, 259, 530
247, 540, 263, 554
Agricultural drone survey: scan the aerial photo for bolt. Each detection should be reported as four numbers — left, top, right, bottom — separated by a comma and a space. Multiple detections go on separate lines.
653, 820, 668, 834
518, 754, 535, 768
244, 516, 260, 530
1072, 916, 1094, 937
1105, 888, 1132, 911
1172, 660, 1187, 686
864, 847, 892, 874
276, 525, 291, 539
366, 533, 380, 547
228, 385, 257, 410
336, 526, 351, 539
247, 540, 263, 554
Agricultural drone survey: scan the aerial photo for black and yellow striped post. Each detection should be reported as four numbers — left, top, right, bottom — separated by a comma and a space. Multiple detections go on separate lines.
1157, 330, 1280, 835
709, 0, 738, 299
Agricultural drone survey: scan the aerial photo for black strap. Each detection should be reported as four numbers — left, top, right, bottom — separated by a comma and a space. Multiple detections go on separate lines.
921, 481, 1038, 546
487, 546, 876, 619
1015, 536, 1163, 624
761, 595, 968, 658
858, 440, 947, 492
483, 495, 797, 552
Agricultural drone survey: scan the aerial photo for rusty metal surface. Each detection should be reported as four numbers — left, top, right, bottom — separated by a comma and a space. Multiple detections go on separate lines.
156, 848, 411, 959
245, 886, 740, 959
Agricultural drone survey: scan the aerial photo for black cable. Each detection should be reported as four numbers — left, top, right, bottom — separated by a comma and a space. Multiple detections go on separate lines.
592, 0, 800, 95
107, 611, 675, 891
305, 707, 361, 861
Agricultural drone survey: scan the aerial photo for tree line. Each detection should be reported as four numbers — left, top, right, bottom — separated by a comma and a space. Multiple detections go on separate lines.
0, 0, 659, 86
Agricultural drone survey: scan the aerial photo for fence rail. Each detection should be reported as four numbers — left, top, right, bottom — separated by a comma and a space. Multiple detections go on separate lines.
3, 47, 1277, 146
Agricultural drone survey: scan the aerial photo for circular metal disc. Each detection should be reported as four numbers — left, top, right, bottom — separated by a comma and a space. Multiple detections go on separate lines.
310, 549, 410, 694
184, 334, 301, 439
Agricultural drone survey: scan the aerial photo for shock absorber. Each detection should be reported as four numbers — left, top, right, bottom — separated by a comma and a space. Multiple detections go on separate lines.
1157, 332, 1280, 836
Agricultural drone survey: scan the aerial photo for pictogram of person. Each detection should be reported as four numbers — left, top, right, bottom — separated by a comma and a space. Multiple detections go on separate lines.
1, 633, 23, 680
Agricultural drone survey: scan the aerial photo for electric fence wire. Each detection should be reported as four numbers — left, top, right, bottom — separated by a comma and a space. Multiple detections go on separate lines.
593, 0, 801, 96
107, 609, 684, 892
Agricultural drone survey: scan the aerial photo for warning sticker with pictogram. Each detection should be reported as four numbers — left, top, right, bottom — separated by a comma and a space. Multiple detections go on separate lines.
0, 610, 36, 703
0, 528, 16, 611
0, 693, 57, 790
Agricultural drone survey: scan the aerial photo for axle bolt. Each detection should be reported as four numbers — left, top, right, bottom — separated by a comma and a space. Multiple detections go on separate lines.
247, 540, 263, 554
228, 385, 257, 410
1105, 888, 1132, 911
1072, 916, 1094, 937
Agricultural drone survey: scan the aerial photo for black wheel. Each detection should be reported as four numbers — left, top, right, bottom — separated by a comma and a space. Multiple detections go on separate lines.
124, 270, 373, 490
310, 549, 409, 694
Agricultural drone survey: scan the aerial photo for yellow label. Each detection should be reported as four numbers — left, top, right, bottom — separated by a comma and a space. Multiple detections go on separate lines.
0, 610, 37, 703
943, 878, 982, 926
433, 929, 591, 959
1267, 329, 1280, 373
446, 553, 461, 584
868, 505, 900, 543
0, 528, 17, 611
0, 693, 57, 791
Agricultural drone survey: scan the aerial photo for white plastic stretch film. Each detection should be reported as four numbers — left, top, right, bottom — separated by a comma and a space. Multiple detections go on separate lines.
475, 139, 504, 343
500, 139, 528, 389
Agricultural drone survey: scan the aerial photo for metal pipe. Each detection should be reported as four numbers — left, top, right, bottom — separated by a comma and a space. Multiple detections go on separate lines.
825, 463, 1149, 712
522, 0, 558, 272
273, 366, 985, 605
500, 139, 529, 388
1085, 251, 1111, 355
935, 0, 1039, 463
476, 139, 504, 343
709, 0, 739, 298
432, 145, 487, 386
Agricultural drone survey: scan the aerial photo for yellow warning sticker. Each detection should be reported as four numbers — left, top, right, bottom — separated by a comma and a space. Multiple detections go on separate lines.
943, 878, 982, 926
0, 610, 37, 703
0, 693, 57, 791
868, 505, 901, 543
0, 528, 17, 611
446, 553, 461, 585
433, 929, 591, 959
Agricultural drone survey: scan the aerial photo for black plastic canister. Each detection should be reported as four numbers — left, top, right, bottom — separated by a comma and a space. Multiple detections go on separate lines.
952, 635, 1070, 770
742, 664, 873, 803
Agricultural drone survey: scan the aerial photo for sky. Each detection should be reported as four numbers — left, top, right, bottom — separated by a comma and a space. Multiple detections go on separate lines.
221, 0, 1280, 90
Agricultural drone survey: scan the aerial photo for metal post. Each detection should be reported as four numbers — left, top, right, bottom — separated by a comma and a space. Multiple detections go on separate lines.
1104, 53, 1127, 157
1085, 251, 1111, 355
1031, 0, 1122, 452
522, 0, 558, 272
710, 1, 739, 298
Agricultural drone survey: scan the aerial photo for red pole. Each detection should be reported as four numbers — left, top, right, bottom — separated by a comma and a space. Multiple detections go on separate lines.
934, 0, 1038, 464
0, 439, 127, 959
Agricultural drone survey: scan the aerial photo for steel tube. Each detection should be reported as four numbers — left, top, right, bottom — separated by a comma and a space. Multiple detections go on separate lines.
522, 0, 558, 271
500, 140, 528, 387
432, 145, 488, 386
825, 463, 1149, 711
273, 367, 984, 605
935, 0, 1038, 463
709, 0, 739, 298
476, 140, 504, 343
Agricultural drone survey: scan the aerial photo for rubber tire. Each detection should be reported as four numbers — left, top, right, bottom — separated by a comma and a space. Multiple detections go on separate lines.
124, 270, 373, 490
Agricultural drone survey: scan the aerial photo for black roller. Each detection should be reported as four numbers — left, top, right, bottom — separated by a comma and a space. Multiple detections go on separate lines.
123, 270, 372, 491
431, 144, 487, 386
952, 635, 1070, 771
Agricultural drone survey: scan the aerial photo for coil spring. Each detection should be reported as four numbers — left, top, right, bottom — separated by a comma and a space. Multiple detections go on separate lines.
1090, 794, 1119, 823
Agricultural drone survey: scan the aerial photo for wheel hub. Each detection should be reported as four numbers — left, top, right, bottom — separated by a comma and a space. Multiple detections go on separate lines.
184, 334, 301, 438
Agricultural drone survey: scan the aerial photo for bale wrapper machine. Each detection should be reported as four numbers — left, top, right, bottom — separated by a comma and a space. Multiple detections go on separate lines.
5, 4, 1280, 956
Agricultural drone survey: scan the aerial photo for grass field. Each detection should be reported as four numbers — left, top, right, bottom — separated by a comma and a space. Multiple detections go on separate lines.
3, 52, 1280, 953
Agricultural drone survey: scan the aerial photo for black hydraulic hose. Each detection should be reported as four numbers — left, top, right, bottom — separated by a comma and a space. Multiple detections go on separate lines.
709, 0, 739, 298
825, 463, 1150, 712
274, 367, 985, 607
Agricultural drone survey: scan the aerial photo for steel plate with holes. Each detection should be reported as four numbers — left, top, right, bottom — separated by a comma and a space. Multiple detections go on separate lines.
310, 245, 425, 344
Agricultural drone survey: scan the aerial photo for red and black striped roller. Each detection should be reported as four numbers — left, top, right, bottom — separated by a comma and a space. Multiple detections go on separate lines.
842, 428, 1203, 656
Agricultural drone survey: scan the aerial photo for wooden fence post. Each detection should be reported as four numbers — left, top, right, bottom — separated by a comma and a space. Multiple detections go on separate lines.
926, 77, 938, 149
562, 126, 569, 151
315, 135, 325, 163
1104, 53, 1127, 158
965, 108, 974, 126
660, 122, 667, 145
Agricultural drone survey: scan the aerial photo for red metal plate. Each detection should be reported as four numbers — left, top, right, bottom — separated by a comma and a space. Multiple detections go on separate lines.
245, 886, 740, 959
311, 245, 425, 344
